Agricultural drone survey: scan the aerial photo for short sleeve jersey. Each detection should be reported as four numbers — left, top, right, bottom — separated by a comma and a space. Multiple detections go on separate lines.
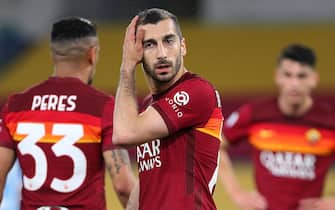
0, 77, 115, 210
137, 72, 223, 210
223, 98, 335, 210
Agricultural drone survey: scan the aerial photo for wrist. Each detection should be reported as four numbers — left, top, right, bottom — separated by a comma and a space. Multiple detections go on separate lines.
229, 187, 244, 202
121, 61, 137, 73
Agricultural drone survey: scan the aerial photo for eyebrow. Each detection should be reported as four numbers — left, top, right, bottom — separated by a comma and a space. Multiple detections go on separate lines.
143, 38, 156, 45
143, 33, 177, 43
164, 33, 177, 39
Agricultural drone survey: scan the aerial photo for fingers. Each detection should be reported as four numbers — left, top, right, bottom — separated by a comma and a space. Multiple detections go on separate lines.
252, 193, 268, 210
298, 198, 318, 210
127, 15, 144, 46
135, 28, 145, 52
121, 15, 144, 69
237, 191, 268, 210
125, 15, 139, 43
299, 198, 318, 205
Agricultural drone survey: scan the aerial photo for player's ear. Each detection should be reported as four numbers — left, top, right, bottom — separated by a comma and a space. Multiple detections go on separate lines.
88, 46, 99, 65
274, 68, 280, 85
181, 37, 186, 56
310, 70, 319, 89
50, 51, 56, 63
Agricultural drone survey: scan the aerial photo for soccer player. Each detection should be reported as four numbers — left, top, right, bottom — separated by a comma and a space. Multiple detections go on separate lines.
113, 8, 223, 210
219, 44, 335, 210
0, 17, 136, 210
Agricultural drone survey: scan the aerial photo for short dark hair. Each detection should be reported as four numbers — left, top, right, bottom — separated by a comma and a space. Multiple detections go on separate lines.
136, 8, 182, 39
278, 44, 316, 68
51, 17, 97, 42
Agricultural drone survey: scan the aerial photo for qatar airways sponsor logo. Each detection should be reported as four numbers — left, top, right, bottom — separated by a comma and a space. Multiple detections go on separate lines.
260, 151, 316, 180
165, 91, 189, 118
137, 139, 162, 172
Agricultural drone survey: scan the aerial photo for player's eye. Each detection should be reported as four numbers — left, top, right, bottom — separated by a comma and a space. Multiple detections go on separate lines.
284, 72, 291, 78
164, 37, 176, 45
166, 38, 175, 44
143, 41, 155, 49
298, 73, 307, 79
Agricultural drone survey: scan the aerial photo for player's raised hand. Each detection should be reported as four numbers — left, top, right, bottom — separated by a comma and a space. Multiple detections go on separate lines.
232, 190, 268, 210
121, 15, 145, 73
298, 197, 335, 210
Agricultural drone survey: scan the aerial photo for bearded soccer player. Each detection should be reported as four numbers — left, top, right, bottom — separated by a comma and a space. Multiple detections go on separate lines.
219, 44, 335, 210
113, 8, 223, 210
0, 17, 135, 209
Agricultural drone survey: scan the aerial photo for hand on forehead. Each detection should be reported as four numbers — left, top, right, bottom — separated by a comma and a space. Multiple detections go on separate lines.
138, 19, 178, 42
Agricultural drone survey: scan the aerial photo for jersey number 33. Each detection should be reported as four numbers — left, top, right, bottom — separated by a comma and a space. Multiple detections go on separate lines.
16, 122, 87, 193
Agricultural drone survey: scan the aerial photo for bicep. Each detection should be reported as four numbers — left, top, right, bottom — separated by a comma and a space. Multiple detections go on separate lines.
116, 106, 169, 146
137, 106, 169, 140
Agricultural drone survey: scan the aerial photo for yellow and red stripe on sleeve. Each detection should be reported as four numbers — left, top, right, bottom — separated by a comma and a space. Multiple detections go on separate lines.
196, 108, 224, 141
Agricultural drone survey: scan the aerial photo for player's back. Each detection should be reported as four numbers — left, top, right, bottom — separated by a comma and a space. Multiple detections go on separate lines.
3, 77, 114, 210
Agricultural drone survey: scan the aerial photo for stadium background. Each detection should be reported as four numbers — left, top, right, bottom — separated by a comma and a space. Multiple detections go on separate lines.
0, 0, 334, 209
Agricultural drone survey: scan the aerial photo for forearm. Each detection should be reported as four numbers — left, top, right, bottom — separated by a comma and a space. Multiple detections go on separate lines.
104, 149, 136, 207
0, 180, 4, 204
126, 181, 139, 210
219, 145, 268, 209
219, 149, 244, 199
110, 167, 136, 208
117, 64, 138, 117
117, 192, 131, 208
299, 197, 335, 210
0, 168, 7, 204
113, 65, 140, 145
113, 166, 136, 208
0, 147, 16, 205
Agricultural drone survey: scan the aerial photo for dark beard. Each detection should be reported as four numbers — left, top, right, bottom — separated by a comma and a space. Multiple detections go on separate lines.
143, 55, 182, 83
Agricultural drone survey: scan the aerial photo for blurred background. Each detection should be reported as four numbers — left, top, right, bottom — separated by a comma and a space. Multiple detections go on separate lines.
0, 0, 334, 209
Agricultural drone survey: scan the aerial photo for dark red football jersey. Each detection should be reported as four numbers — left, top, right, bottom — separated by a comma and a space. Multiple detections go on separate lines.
0, 77, 114, 210
137, 72, 223, 210
223, 98, 335, 210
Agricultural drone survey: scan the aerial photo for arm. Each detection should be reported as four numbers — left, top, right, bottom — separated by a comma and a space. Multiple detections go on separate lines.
126, 181, 139, 210
113, 16, 169, 146
298, 197, 335, 210
0, 147, 16, 204
103, 149, 136, 208
219, 145, 267, 210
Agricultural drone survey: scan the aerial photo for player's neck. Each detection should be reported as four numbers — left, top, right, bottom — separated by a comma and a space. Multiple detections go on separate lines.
278, 96, 313, 117
53, 62, 91, 84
